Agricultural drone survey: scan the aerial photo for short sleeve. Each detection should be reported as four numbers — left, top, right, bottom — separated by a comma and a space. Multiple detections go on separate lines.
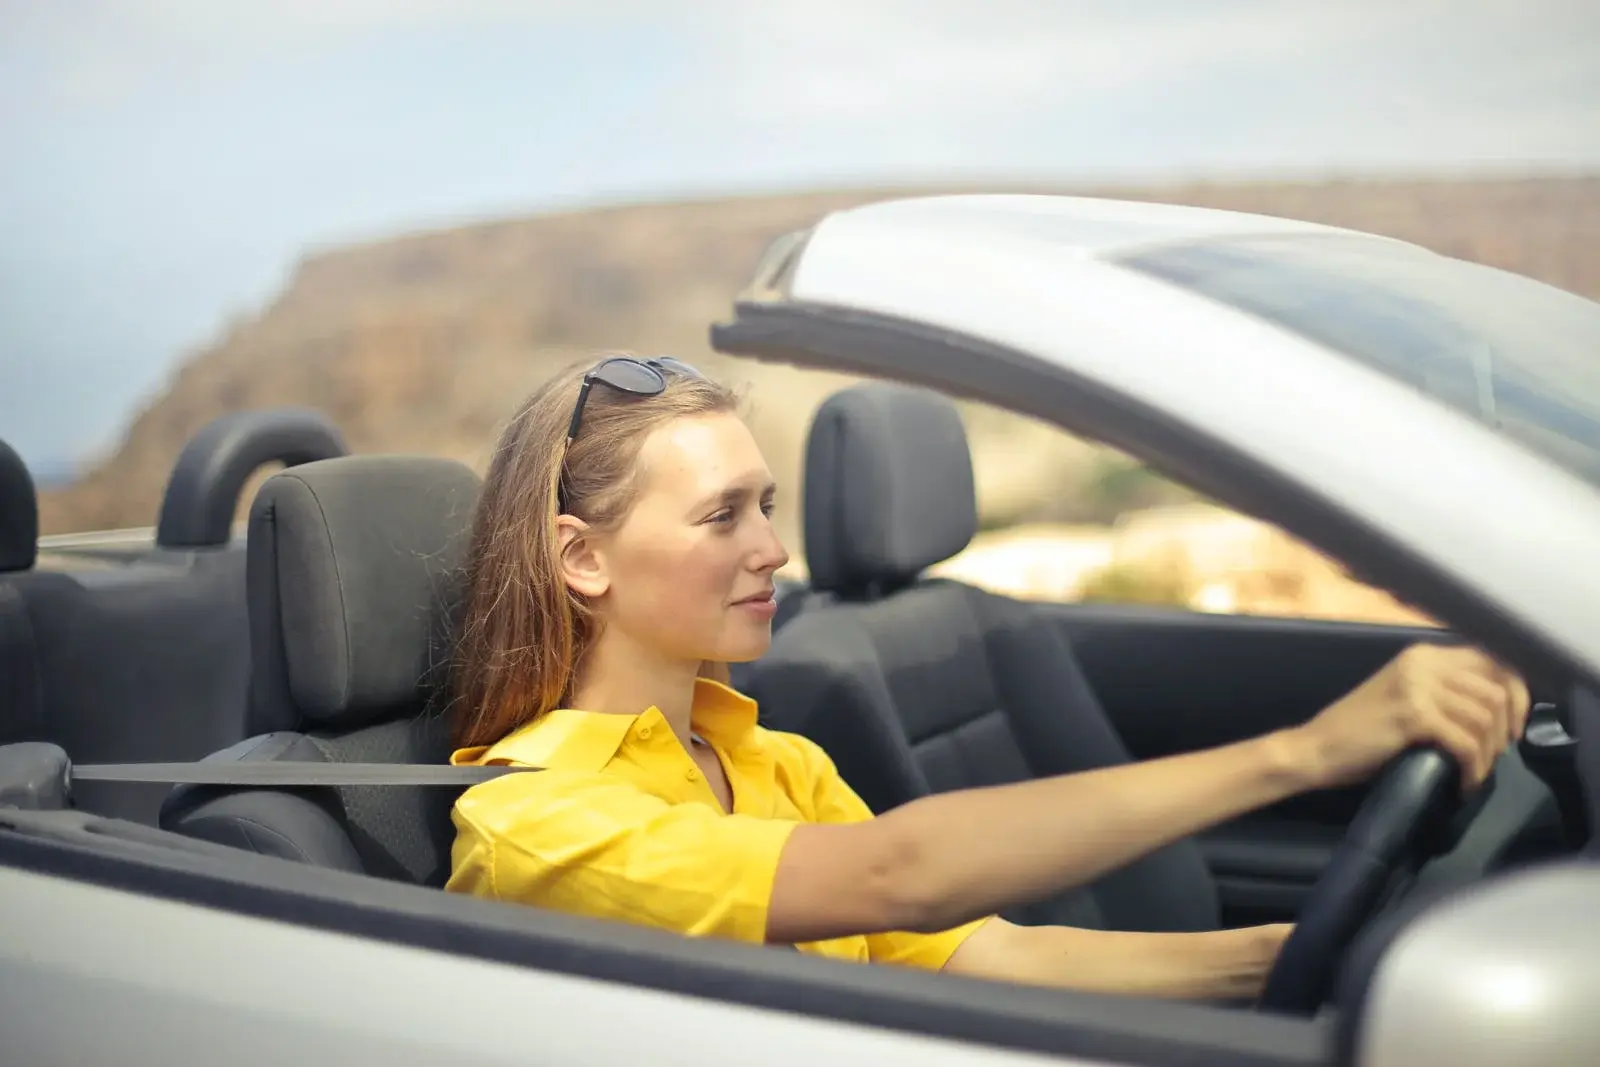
447, 769, 800, 944
778, 732, 996, 969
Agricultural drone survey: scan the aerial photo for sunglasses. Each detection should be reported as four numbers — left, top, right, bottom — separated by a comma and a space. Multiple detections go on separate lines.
558, 354, 704, 511
565, 355, 704, 444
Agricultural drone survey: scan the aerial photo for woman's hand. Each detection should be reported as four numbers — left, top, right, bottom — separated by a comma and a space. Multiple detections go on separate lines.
1288, 643, 1530, 791
941, 917, 1299, 1000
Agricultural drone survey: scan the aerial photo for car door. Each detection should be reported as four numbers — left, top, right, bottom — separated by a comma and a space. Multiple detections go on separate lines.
1037, 602, 1441, 927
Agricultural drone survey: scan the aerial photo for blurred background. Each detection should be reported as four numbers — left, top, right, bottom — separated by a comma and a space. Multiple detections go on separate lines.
3, 0, 1597, 622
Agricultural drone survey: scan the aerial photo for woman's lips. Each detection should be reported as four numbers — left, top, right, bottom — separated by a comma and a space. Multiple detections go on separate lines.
733, 589, 777, 619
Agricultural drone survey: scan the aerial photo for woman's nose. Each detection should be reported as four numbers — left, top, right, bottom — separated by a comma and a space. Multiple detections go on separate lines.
751, 522, 789, 572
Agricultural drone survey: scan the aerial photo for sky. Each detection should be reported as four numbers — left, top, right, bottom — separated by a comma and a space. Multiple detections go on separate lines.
1, 0, 1597, 478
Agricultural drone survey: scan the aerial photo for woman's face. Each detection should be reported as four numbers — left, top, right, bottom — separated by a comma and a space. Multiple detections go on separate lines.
573, 412, 790, 666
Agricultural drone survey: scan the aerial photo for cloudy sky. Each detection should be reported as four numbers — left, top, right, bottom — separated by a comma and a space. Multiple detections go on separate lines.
2, 0, 1597, 474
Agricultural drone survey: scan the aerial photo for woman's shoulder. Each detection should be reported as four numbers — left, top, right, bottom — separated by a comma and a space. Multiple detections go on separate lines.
750, 720, 826, 759
749, 723, 847, 787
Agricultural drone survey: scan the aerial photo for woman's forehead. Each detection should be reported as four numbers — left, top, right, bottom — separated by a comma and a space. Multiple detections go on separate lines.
635, 413, 772, 499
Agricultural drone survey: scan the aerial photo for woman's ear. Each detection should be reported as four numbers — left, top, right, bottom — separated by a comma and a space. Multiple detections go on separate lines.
556, 515, 610, 599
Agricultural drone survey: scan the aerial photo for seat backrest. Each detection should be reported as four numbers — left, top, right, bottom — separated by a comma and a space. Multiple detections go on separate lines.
743, 383, 1219, 933
162, 455, 482, 886
0, 412, 351, 824
5, 554, 256, 821
0, 439, 259, 822
726, 383, 978, 690
0, 438, 45, 757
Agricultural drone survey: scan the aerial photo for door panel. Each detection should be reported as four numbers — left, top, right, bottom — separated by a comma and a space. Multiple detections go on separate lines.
1036, 602, 1452, 925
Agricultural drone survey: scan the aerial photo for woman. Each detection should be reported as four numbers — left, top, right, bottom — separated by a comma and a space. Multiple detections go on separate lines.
444, 354, 1528, 1000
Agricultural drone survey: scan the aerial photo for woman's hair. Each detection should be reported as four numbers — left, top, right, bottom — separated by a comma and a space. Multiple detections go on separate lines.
449, 356, 741, 749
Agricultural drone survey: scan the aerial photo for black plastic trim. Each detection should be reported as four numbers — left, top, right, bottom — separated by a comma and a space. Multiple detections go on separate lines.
1035, 600, 1458, 644
0, 815, 1327, 1067
1213, 874, 1318, 917
0, 437, 38, 572
709, 302, 1588, 694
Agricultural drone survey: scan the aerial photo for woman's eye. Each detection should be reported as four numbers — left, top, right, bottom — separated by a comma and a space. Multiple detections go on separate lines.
760, 500, 776, 518
708, 509, 734, 525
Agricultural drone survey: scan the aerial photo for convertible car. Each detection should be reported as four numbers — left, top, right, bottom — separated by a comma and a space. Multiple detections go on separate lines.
2, 194, 1598, 1066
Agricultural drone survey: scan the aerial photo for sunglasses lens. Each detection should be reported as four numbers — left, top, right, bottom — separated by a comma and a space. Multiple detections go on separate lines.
651, 356, 703, 379
591, 357, 666, 395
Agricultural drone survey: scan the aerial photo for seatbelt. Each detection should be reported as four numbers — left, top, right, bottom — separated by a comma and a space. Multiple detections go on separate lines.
69, 762, 537, 787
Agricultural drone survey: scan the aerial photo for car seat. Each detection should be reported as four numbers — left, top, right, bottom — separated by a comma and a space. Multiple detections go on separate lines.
741, 382, 1222, 932
161, 454, 481, 885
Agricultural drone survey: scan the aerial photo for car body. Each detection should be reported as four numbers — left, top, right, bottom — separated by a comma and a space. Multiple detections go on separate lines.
3, 194, 1599, 1066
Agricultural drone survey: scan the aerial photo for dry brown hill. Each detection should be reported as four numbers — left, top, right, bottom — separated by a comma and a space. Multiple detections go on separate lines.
39, 174, 1600, 560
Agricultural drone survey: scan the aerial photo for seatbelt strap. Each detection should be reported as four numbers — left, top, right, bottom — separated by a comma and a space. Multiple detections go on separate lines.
69, 762, 538, 787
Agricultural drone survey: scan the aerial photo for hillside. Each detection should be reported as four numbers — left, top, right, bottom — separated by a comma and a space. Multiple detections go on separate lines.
37, 174, 1600, 563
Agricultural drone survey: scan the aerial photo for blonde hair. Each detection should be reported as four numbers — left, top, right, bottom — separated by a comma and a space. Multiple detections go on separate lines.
450, 356, 740, 749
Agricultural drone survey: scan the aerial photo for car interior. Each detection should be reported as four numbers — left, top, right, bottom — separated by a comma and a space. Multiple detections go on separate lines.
1, 376, 1594, 1059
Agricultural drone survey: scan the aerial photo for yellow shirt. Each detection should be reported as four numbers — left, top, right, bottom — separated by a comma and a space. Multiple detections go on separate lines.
446, 677, 990, 969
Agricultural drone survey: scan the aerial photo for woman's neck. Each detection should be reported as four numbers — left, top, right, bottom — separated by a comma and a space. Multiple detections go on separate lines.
570, 629, 702, 746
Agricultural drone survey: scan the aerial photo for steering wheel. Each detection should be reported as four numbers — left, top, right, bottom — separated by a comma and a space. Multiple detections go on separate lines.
1255, 747, 1466, 1015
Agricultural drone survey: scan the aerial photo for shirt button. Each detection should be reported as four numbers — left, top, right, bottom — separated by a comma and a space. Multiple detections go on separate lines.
685, 768, 699, 782
637, 725, 652, 740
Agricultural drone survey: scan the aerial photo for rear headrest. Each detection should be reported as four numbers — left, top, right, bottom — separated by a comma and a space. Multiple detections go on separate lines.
0, 439, 38, 572
246, 455, 482, 735
802, 382, 977, 594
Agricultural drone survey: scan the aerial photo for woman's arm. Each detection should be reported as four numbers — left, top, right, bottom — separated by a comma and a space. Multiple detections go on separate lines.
765, 642, 1526, 945
941, 917, 1294, 1001
768, 726, 1314, 941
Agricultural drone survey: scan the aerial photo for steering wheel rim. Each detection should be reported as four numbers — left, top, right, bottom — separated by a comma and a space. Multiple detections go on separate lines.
1255, 747, 1465, 1015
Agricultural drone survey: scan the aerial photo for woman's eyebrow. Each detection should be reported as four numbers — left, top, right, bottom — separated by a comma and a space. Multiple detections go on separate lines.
689, 479, 777, 514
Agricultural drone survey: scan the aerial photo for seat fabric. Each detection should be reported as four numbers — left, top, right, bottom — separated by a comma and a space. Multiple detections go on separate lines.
1, 439, 262, 823
162, 454, 481, 886
0, 439, 43, 751
742, 382, 1221, 932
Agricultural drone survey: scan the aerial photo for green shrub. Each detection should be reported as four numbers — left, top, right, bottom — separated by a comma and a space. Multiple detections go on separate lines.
1077, 560, 1194, 606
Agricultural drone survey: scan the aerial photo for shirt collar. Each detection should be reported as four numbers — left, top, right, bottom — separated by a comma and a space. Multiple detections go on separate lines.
450, 677, 760, 771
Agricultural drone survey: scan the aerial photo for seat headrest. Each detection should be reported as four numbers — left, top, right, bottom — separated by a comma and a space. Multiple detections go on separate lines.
246, 455, 482, 735
802, 382, 977, 594
0, 439, 38, 572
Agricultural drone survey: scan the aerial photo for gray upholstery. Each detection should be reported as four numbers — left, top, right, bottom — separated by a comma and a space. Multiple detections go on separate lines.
164, 455, 482, 885
247, 455, 481, 735
749, 587, 1220, 931
746, 382, 1221, 933
164, 719, 456, 883
0, 581, 44, 746
4, 556, 255, 823
0, 439, 37, 573
802, 383, 977, 594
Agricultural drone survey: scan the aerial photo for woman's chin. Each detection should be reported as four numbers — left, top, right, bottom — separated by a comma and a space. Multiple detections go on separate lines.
711, 631, 774, 665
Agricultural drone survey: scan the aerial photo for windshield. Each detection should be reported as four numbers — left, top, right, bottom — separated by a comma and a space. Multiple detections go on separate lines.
1117, 233, 1600, 491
